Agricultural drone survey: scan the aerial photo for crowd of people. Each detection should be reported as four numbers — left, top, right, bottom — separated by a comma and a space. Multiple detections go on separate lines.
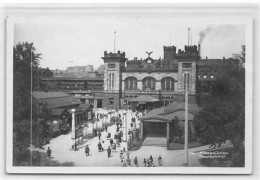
46, 108, 164, 167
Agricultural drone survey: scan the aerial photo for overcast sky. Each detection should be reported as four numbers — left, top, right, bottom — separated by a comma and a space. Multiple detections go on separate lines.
14, 16, 245, 70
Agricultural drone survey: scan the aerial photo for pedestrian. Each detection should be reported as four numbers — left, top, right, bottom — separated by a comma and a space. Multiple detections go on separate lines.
98, 131, 101, 140
47, 147, 52, 159
112, 143, 116, 152
126, 151, 130, 159
85, 145, 90, 156
149, 155, 153, 163
158, 155, 163, 166
114, 133, 118, 140
107, 146, 111, 158
116, 138, 120, 146
110, 139, 114, 147
107, 132, 111, 139
130, 123, 133, 130
143, 158, 147, 166
134, 157, 138, 167
120, 150, 123, 158
98, 141, 102, 152
122, 157, 127, 167
118, 134, 122, 143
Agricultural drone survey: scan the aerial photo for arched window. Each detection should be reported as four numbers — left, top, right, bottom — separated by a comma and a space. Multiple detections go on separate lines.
142, 77, 156, 91
161, 77, 175, 91
125, 77, 137, 90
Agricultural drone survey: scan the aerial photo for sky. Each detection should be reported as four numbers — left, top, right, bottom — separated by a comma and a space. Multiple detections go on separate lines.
14, 16, 245, 70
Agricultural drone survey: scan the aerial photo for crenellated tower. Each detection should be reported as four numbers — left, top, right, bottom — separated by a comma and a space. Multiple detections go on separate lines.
102, 51, 127, 109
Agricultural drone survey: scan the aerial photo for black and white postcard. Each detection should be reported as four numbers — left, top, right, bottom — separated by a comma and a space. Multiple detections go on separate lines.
5, 4, 254, 174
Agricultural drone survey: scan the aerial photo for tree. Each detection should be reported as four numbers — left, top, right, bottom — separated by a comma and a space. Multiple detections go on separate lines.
13, 42, 52, 165
13, 42, 42, 121
195, 46, 245, 166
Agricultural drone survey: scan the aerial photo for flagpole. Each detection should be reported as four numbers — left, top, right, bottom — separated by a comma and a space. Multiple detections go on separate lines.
184, 72, 189, 167
114, 31, 116, 53
30, 48, 33, 166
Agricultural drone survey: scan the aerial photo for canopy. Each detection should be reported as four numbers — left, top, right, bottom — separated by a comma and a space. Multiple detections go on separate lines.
128, 95, 159, 103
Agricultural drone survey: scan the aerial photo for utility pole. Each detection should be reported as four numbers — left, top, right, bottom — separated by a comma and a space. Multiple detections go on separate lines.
30, 48, 33, 166
71, 109, 76, 151
184, 72, 189, 166
114, 31, 116, 53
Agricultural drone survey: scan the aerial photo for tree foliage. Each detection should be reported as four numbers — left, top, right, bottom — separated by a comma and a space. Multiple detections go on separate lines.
195, 46, 245, 166
13, 42, 51, 165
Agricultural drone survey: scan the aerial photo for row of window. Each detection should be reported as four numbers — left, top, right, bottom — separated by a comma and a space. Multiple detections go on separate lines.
125, 77, 175, 91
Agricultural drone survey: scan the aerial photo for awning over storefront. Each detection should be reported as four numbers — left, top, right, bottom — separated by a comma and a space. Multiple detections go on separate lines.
128, 95, 159, 103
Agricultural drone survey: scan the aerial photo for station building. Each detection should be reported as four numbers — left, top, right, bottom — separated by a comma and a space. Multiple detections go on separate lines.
101, 45, 200, 109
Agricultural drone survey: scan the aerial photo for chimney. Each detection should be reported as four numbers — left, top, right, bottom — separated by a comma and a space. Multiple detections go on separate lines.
198, 44, 201, 58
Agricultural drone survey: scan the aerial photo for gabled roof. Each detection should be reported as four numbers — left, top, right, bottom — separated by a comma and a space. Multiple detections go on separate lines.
140, 102, 202, 122
164, 102, 202, 116
128, 95, 159, 102
37, 96, 81, 109
51, 108, 66, 116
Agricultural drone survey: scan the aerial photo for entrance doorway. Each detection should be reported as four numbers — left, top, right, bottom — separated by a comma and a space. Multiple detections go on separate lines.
143, 121, 167, 138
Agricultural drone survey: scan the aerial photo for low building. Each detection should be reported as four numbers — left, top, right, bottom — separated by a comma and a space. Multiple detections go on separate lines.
140, 101, 202, 149
32, 91, 93, 135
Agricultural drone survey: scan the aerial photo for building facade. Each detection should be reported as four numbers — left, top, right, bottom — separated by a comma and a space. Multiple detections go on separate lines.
102, 45, 199, 109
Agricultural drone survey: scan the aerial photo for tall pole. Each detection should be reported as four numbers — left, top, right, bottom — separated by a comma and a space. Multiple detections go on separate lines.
191, 28, 192, 46
184, 72, 189, 166
188, 28, 190, 46
30, 48, 33, 166
71, 109, 76, 151
114, 31, 116, 53
125, 111, 128, 150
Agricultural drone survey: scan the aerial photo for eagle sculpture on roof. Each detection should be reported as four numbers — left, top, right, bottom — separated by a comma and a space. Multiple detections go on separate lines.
146, 51, 153, 58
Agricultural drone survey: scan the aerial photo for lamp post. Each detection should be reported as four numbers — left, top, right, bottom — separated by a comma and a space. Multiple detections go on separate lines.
71, 109, 76, 151
183, 72, 189, 167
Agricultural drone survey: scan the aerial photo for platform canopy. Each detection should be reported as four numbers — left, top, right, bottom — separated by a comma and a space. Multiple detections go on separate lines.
128, 95, 159, 103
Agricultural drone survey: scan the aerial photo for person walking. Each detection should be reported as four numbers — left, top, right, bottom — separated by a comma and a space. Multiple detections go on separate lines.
98, 141, 102, 152
107, 146, 111, 158
158, 155, 163, 166
107, 132, 111, 139
85, 145, 90, 156
134, 157, 138, 167
122, 157, 127, 167
47, 147, 52, 159
143, 158, 147, 167
112, 143, 116, 152
114, 133, 118, 140
110, 139, 114, 147
98, 131, 101, 140
120, 150, 123, 158
126, 151, 130, 160
149, 155, 153, 164
118, 133, 122, 143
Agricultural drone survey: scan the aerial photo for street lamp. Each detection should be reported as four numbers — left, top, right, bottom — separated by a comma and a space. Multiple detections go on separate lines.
183, 72, 189, 167
71, 109, 76, 151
